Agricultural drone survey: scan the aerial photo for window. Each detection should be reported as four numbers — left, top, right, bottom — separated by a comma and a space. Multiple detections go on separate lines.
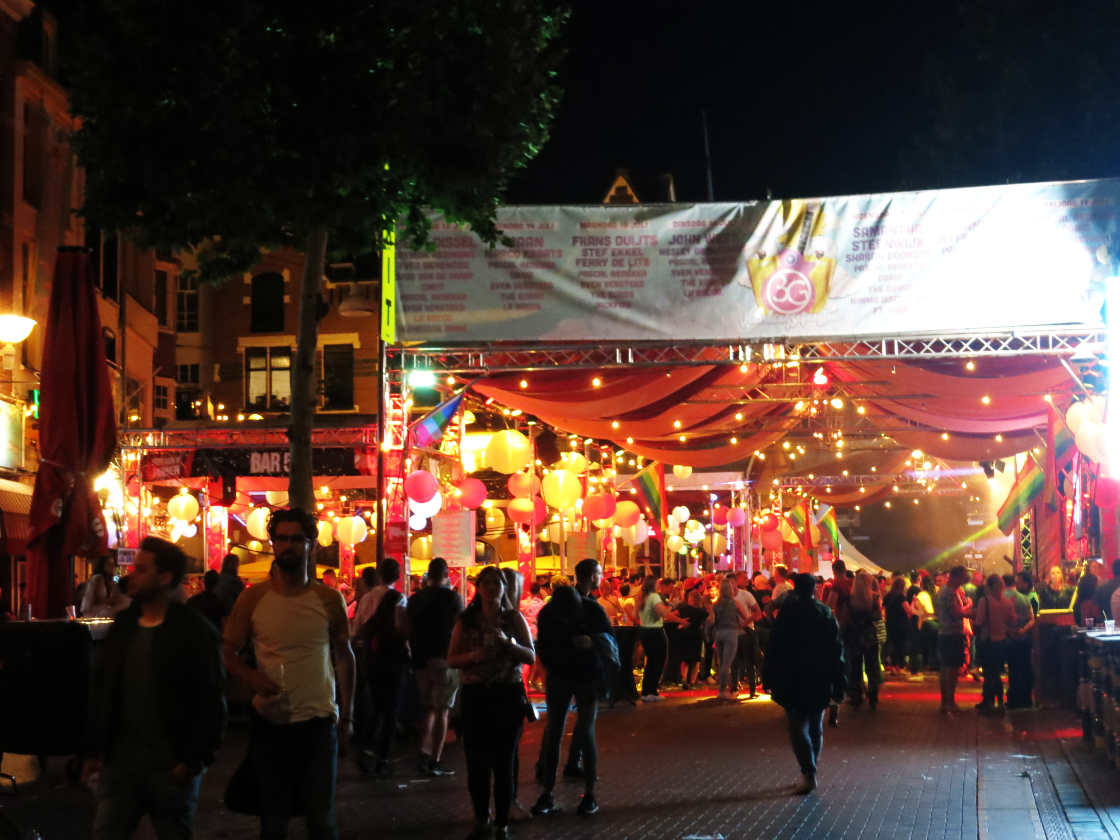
22, 103, 41, 207
176, 275, 198, 332
103, 328, 116, 364
321, 344, 354, 410
250, 273, 285, 332
176, 363, 199, 384
154, 269, 168, 326
245, 346, 291, 411
176, 389, 202, 420
154, 385, 169, 410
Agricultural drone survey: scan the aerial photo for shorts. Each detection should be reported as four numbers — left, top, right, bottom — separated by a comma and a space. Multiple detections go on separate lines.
937, 633, 966, 669
415, 659, 460, 709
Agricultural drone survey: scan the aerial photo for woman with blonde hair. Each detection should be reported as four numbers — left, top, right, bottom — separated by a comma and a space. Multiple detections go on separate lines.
707, 578, 751, 700
636, 575, 687, 701
845, 570, 884, 709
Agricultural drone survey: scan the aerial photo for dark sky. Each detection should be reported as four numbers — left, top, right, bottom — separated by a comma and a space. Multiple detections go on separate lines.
507, 0, 1120, 205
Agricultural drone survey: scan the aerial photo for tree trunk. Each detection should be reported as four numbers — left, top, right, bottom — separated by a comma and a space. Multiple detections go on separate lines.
288, 226, 328, 520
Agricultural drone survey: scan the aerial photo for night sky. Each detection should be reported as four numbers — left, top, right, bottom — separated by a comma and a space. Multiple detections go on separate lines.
507, 0, 1120, 205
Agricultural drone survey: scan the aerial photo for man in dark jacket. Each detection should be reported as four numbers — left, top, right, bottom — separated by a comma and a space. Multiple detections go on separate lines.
85, 537, 226, 838
531, 559, 611, 818
763, 573, 845, 795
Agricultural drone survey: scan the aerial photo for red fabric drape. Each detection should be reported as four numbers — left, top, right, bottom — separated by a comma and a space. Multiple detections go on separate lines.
28, 251, 117, 617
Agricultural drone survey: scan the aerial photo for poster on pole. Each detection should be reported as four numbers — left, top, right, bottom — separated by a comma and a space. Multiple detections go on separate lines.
395, 177, 1115, 343
432, 510, 476, 568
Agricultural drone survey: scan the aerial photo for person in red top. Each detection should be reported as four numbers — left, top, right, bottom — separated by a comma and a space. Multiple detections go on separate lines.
974, 574, 1016, 714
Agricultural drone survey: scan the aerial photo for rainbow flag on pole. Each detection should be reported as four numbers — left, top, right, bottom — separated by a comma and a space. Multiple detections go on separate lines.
410, 390, 465, 449
814, 504, 840, 552
630, 461, 668, 534
785, 499, 813, 550
997, 417, 1075, 534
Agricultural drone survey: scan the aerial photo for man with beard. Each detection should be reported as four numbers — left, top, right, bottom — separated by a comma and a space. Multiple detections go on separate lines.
224, 508, 355, 840
86, 537, 226, 838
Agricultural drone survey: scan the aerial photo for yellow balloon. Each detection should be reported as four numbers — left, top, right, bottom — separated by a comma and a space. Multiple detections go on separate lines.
336, 515, 368, 546
542, 470, 582, 509
485, 430, 532, 474
559, 451, 588, 474
167, 491, 199, 522
666, 534, 685, 553
672, 464, 693, 479
484, 507, 506, 534
246, 506, 271, 541
411, 535, 433, 561
317, 520, 333, 547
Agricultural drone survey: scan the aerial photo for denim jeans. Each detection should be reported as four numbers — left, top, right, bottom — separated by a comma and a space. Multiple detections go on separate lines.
539, 674, 598, 791
714, 629, 739, 694
785, 707, 826, 776
732, 628, 760, 694
93, 761, 203, 840
252, 715, 338, 840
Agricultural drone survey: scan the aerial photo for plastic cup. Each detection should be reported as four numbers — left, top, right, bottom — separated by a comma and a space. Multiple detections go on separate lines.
1106, 619, 1116, 634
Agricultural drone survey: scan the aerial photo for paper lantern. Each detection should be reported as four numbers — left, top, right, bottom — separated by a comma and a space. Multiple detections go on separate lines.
455, 477, 487, 510
559, 451, 588, 474
405, 470, 439, 504
684, 519, 705, 544
1066, 401, 1089, 436
484, 507, 506, 533
409, 513, 428, 530
265, 490, 289, 507
666, 534, 685, 553
542, 470, 583, 509
336, 515, 368, 545
620, 520, 648, 546
1086, 395, 1107, 425
167, 490, 199, 523
672, 464, 692, 479
507, 472, 541, 498
1098, 478, 1120, 509
703, 533, 727, 555
614, 500, 641, 527
727, 508, 748, 528
759, 512, 779, 531
583, 493, 617, 521
485, 430, 532, 474
411, 535, 433, 561
246, 506, 271, 541
671, 505, 691, 524
713, 507, 729, 526
761, 529, 783, 550
317, 520, 333, 547
508, 497, 537, 524
1076, 422, 1103, 462
410, 491, 443, 519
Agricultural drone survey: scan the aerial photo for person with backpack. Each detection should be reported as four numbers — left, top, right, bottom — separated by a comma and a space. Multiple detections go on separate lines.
530, 559, 612, 819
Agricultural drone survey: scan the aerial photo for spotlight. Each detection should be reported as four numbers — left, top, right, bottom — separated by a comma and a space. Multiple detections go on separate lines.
993, 458, 1006, 474
979, 460, 995, 480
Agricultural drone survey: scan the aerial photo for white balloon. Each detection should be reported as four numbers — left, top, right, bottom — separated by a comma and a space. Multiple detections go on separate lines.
1087, 395, 1107, 425
1076, 421, 1102, 460
410, 491, 443, 519
409, 513, 428, 530
1066, 401, 1089, 436
672, 505, 691, 524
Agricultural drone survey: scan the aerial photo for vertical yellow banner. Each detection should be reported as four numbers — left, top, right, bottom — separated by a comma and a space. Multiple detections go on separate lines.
380, 230, 397, 345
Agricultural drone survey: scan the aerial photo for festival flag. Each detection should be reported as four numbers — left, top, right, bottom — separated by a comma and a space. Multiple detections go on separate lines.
1044, 403, 1075, 510
630, 461, 668, 533
997, 410, 1076, 533
814, 503, 840, 552
410, 389, 466, 449
785, 499, 814, 550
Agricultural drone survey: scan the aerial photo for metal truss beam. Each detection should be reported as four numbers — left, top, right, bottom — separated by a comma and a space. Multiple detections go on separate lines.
394, 328, 1104, 374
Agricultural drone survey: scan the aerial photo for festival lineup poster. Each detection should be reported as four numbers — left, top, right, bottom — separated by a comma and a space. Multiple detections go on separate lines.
395, 178, 1115, 343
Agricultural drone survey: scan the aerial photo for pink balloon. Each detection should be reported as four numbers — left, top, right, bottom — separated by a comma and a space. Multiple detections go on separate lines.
507, 472, 541, 498
508, 497, 536, 524
583, 493, 617, 521
533, 497, 547, 526
456, 477, 487, 510
713, 507, 729, 526
405, 470, 439, 503
727, 508, 748, 528
759, 512, 779, 531
614, 500, 641, 527
760, 529, 783, 550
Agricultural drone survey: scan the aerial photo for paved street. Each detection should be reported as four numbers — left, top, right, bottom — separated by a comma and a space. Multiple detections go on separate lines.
4, 673, 1120, 839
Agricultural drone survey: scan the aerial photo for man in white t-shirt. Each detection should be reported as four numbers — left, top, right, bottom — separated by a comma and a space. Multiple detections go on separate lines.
224, 508, 355, 840
771, 565, 793, 601
728, 572, 762, 697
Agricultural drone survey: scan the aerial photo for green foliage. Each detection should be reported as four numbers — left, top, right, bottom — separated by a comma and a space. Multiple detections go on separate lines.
65, 0, 567, 281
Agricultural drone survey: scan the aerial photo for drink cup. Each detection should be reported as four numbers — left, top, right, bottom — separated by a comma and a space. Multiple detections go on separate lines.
1106, 619, 1116, 634
64, 606, 76, 620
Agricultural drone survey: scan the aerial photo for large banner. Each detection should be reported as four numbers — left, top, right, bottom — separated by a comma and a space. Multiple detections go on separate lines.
394, 178, 1117, 343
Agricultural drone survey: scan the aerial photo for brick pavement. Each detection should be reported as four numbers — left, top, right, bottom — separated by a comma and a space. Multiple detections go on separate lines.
4, 673, 1120, 839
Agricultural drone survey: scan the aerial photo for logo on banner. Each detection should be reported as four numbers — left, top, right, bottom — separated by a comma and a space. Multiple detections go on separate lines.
745, 200, 836, 316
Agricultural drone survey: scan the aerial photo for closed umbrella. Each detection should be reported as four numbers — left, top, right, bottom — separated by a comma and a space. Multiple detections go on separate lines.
27, 248, 117, 618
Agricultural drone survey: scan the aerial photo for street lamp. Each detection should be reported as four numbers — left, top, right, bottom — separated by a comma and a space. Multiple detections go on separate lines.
0, 314, 35, 372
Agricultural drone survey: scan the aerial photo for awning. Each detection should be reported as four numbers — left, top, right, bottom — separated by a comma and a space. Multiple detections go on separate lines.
0, 485, 33, 556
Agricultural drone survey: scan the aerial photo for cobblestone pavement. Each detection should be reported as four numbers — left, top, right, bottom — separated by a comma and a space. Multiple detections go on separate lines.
4, 673, 1120, 839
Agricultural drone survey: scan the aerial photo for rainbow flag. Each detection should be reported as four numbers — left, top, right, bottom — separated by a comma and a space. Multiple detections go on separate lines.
1045, 404, 1075, 510
997, 418, 1076, 534
630, 461, 668, 534
814, 504, 840, 552
785, 499, 813, 550
411, 390, 465, 449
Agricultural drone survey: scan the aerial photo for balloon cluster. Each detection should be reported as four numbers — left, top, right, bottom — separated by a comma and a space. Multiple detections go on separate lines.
1067, 396, 1109, 464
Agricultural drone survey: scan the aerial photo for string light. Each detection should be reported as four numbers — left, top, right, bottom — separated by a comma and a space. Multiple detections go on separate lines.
735, 412, 743, 421
611, 420, 620, 429
981, 395, 991, 405
592, 377, 602, 388
966, 360, 976, 371
519, 379, 528, 389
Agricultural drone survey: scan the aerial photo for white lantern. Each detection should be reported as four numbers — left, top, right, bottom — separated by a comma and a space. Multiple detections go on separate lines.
620, 519, 649, 546
672, 505, 691, 525
409, 513, 428, 531
410, 491, 443, 519
336, 515, 368, 546
264, 490, 289, 507
1066, 401, 1089, 436
167, 490, 199, 523
485, 430, 532, 474
672, 464, 692, 479
317, 520, 333, 547
684, 519, 705, 544
542, 470, 583, 509
246, 506, 271, 541
666, 534, 685, 553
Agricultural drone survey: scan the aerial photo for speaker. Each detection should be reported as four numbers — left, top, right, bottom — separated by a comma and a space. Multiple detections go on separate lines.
0, 622, 93, 755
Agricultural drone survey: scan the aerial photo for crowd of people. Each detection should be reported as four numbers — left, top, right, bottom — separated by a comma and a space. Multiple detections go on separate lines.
77, 503, 1118, 840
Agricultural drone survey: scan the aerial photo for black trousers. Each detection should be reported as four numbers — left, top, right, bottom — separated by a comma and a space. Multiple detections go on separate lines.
366, 659, 407, 760
732, 628, 760, 693
612, 627, 638, 701
1006, 637, 1033, 707
639, 627, 667, 696
459, 683, 524, 828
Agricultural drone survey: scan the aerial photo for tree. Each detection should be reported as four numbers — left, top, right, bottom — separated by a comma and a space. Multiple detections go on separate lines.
64, 0, 566, 510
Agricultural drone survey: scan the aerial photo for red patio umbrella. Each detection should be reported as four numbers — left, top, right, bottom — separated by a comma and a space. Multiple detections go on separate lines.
27, 248, 117, 617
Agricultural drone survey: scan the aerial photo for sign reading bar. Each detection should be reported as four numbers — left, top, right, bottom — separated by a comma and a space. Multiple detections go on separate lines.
395, 178, 1115, 343
140, 447, 376, 481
